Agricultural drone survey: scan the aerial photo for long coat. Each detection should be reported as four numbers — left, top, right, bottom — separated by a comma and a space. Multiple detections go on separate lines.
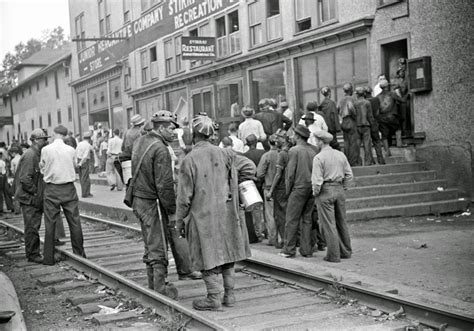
176, 141, 251, 271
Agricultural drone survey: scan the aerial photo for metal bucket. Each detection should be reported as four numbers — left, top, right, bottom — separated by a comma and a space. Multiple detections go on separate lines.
121, 160, 132, 184
238, 180, 263, 211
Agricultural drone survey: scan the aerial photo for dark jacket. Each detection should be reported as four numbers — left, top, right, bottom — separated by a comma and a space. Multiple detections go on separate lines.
64, 135, 77, 149
254, 110, 292, 136
14, 145, 44, 208
354, 98, 375, 127
319, 98, 340, 133
131, 131, 176, 215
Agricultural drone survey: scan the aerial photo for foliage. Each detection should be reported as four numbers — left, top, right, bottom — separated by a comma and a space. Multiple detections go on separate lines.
0, 26, 69, 90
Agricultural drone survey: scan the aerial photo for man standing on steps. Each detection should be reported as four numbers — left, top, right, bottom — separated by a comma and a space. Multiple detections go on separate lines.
40, 125, 86, 265
353, 87, 376, 166
319, 87, 341, 150
338, 83, 359, 166
176, 114, 252, 311
312, 130, 353, 263
75, 132, 93, 198
364, 86, 385, 164
279, 125, 317, 258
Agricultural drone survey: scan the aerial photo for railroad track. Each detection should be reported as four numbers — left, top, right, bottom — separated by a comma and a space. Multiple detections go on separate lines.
1, 213, 473, 330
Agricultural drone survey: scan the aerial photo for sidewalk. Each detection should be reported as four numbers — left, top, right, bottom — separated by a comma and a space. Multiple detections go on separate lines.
76, 182, 474, 315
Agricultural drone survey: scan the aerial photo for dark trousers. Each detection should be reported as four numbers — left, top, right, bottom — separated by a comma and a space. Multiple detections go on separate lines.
357, 126, 374, 166
370, 126, 385, 164
329, 131, 341, 151
21, 204, 43, 259
282, 187, 314, 256
311, 206, 326, 248
316, 184, 352, 262
43, 183, 86, 265
165, 212, 192, 275
342, 120, 359, 166
273, 188, 287, 244
78, 159, 91, 197
0, 175, 14, 212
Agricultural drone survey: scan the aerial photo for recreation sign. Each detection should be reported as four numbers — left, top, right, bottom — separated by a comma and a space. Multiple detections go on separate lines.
78, 0, 235, 77
181, 37, 216, 60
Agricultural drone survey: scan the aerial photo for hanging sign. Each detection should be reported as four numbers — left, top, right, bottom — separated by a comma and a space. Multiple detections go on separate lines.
181, 37, 216, 60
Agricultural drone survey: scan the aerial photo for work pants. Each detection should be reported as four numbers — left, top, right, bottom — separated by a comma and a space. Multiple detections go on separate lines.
282, 187, 314, 256
357, 126, 374, 166
273, 188, 287, 244
43, 183, 86, 265
263, 188, 277, 245
132, 197, 168, 268
202, 263, 235, 294
163, 211, 192, 276
0, 175, 14, 212
311, 206, 326, 249
106, 156, 123, 190
329, 130, 341, 151
252, 207, 264, 240
342, 119, 360, 166
370, 126, 385, 164
78, 159, 91, 197
316, 184, 352, 262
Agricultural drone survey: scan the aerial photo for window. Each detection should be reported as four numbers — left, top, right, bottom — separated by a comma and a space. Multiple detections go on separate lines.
114, 86, 120, 98
249, 2, 263, 47
164, 35, 183, 76
54, 71, 60, 99
98, 0, 111, 35
141, 46, 158, 83
39, 115, 43, 128
123, 60, 131, 90
266, 0, 281, 41
57, 109, 62, 124
216, 11, 241, 58
123, 0, 131, 22
45, 75, 48, 87
190, 23, 212, 68
295, 0, 336, 32
140, 50, 149, 83
68, 106, 72, 122
36, 81, 40, 91
149, 46, 158, 79
93, 94, 98, 105
31, 119, 34, 130
81, 97, 86, 109
75, 13, 86, 50
47, 113, 52, 127
100, 91, 105, 102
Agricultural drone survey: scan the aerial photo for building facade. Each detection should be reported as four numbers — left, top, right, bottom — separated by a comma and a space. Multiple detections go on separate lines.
68, 0, 473, 196
2, 48, 75, 143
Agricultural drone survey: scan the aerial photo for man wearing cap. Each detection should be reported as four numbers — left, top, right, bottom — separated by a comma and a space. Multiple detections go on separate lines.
312, 130, 353, 263
219, 123, 244, 153
40, 125, 86, 265
238, 106, 266, 150
176, 114, 252, 311
75, 132, 93, 198
280, 101, 293, 121
256, 134, 280, 246
279, 124, 317, 258
121, 114, 145, 161
338, 83, 359, 166
319, 87, 341, 150
254, 99, 292, 150
299, 102, 328, 147
14, 129, 50, 263
377, 80, 403, 155
353, 86, 376, 166
364, 86, 385, 164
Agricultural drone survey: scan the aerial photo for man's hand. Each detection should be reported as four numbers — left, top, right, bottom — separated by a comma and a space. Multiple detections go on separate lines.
264, 190, 273, 201
176, 219, 185, 238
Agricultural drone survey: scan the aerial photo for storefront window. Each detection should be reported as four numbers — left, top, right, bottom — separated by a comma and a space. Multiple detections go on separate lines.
137, 95, 163, 121
166, 88, 188, 124
250, 62, 286, 110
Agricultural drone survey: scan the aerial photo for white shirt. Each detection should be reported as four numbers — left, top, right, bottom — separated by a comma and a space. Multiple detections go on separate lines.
175, 128, 186, 149
76, 140, 93, 161
10, 154, 21, 175
238, 118, 266, 142
0, 159, 6, 175
373, 83, 382, 97
107, 136, 123, 155
219, 135, 245, 153
40, 138, 76, 184
299, 112, 328, 146
283, 108, 293, 121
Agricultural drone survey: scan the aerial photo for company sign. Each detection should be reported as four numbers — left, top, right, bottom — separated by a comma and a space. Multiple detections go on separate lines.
181, 37, 216, 60
78, 0, 235, 77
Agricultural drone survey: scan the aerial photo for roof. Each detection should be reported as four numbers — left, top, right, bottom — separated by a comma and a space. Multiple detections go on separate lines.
14, 46, 70, 70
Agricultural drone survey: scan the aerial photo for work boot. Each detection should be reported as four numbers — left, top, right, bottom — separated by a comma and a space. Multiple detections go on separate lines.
178, 271, 202, 280
192, 271, 222, 311
382, 139, 391, 156
146, 265, 154, 290
153, 265, 178, 300
222, 267, 236, 307
395, 130, 403, 147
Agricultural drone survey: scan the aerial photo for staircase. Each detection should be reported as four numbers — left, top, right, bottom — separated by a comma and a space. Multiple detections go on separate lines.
346, 158, 469, 221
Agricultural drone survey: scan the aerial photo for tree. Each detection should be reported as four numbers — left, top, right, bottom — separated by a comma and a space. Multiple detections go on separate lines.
0, 26, 68, 90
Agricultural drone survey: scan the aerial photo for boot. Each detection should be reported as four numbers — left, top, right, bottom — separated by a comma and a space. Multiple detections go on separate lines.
146, 265, 154, 290
222, 267, 236, 307
382, 139, 391, 157
192, 271, 222, 311
153, 265, 178, 300
395, 130, 403, 147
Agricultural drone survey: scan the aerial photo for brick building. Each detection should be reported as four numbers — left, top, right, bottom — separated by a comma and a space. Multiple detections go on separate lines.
2, 48, 75, 143
68, 0, 473, 196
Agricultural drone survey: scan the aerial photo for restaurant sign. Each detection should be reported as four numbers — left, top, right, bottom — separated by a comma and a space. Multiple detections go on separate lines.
78, 0, 235, 77
181, 37, 216, 60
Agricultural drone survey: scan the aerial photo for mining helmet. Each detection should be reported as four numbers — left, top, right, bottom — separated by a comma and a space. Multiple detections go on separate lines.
30, 128, 50, 141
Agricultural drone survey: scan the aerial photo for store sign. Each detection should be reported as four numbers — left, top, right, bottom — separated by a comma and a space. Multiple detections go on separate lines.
78, 0, 235, 77
181, 37, 216, 60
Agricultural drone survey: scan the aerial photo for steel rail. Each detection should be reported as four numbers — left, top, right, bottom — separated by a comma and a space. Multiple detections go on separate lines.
0, 219, 226, 331
78, 213, 474, 330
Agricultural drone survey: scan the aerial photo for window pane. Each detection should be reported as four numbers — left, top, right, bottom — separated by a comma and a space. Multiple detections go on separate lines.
199, 23, 210, 36
229, 11, 239, 32
267, 0, 280, 16
335, 46, 353, 83
298, 55, 317, 93
175, 36, 182, 55
353, 41, 368, 81
216, 16, 226, 37
318, 51, 334, 87
250, 62, 286, 109
248, 2, 258, 25
192, 94, 202, 116
164, 40, 172, 58
203, 91, 212, 115
295, 0, 311, 20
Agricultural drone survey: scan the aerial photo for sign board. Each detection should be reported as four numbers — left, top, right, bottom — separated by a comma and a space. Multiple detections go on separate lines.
181, 37, 216, 60
78, 0, 236, 77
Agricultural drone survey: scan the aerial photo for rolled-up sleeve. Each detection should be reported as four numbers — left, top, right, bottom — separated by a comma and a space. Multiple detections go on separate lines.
312, 156, 324, 196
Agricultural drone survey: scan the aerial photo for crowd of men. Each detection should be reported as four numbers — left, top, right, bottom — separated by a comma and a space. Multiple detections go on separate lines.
0, 73, 408, 311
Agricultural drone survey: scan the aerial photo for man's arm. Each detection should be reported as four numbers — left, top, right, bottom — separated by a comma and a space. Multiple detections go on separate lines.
257, 122, 267, 142
18, 154, 37, 194
176, 156, 194, 235
285, 149, 296, 196
256, 153, 268, 181
311, 156, 324, 196
342, 155, 354, 190
154, 146, 176, 217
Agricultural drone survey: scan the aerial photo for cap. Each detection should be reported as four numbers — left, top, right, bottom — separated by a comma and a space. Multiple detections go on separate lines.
130, 114, 145, 126
242, 106, 255, 117
54, 125, 68, 136
192, 114, 216, 137
151, 110, 180, 127
301, 112, 315, 121
355, 86, 365, 95
364, 86, 372, 94
30, 128, 50, 141
321, 86, 331, 96
313, 130, 333, 143
245, 134, 258, 145
343, 83, 353, 93
293, 124, 311, 139
275, 128, 287, 138
306, 102, 318, 112
9, 146, 20, 154
380, 79, 389, 88
221, 136, 233, 147
83, 131, 92, 139
258, 99, 269, 107
268, 134, 278, 144
280, 101, 288, 108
